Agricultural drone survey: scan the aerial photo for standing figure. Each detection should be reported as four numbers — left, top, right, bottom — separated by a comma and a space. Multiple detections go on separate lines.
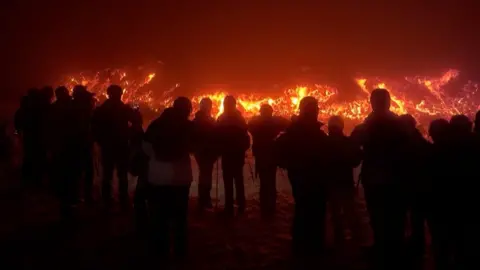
398, 114, 431, 261
427, 118, 453, 270
193, 98, 218, 210
217, 96, 250, 216
350, 89, 409, 269
248, 104, 288, 218
143, 97, 194, 258
70, 85, 96, 204
275, 96, 330, 255
326, 115, 362, 245
92, 85, 136, 210
448, 115, 479, 269
48, 86, 76, 221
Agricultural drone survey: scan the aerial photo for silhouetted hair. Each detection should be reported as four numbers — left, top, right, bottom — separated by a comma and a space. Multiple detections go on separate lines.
41, 86, 54, 100
399, 114, 417, 129
299, 96, 319, 120
370, 88, 391, 113
260, 104, 273, 117
55, 86, 70, 101
450, 114, 472, 134
173, 96, 192, 119
107, 85, 123, 100
199, 98, 213, 112
328, 115, 344, 131
223, 95, 236, 112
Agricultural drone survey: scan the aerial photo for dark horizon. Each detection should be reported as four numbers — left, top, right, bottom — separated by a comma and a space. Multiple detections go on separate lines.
2, 1, 480, 96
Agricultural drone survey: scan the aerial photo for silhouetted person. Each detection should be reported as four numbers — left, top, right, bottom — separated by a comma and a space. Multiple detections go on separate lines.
92, 85, 136, 210
448, 114, 478, 268
70, 85, 96, 204
17, 88, 50, 187
350, 89, 408, 269
248, 104, 288, 218
427, 118, 453, 270
398, 114, 431, 261
49, 86, 76, 221
326, 115, 362, 245
275, 96, 330, 255
217, 96, 250, 215
143, 97, 194, 258
192, 98, 218, 209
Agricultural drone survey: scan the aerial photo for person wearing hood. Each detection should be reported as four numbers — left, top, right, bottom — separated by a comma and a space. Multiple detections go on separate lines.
275, 96, 331, 255
143, 96, 194, 258
192, 98, 218, 210
216, 96, 250, 216
350, 89, 409, 269
248, 104, 289, 218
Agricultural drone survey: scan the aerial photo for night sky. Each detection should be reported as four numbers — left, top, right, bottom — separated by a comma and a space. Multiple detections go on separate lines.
1, 1, 479, 97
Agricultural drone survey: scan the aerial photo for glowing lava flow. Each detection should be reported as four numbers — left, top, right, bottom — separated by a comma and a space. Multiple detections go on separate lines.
60, 69, 480, 126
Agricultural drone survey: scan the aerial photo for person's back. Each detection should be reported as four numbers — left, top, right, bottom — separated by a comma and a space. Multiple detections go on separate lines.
142, 97, 193, 257
249, 111, 289, 161
275, 96, 330, 254
217, 109, 249, 158
350, 89, 408, 269
192, 98, 218, 209
216, 96, 249, 215
326, 115, 362, 244
92, 85, 135, 209
93, 99, 133, 148
193, 107, 217, 161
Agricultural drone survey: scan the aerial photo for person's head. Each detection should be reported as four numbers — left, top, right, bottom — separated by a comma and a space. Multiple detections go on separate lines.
223, 95, 236, 113
429, 118, 450, 143
399, 114, 417, 131
106, 85, 123, 101
450, 114, 472, 136
199, 97, 213, 115
370, 88, 391, 113
299, 96, 319, 121
40, 86, 54, 103
173, 96, 192, 119
55, 86, 70, 102
475, 110, 480, 133
328, 115, 344, 135
260, 104, 273, 118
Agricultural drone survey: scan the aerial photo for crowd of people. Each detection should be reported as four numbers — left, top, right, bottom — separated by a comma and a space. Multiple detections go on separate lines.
11, 84, 480, 269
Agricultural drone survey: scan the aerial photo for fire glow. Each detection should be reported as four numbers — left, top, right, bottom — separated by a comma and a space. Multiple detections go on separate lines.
61, 69, 480, 126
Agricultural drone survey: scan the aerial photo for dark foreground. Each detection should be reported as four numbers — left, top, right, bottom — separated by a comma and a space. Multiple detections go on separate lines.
0, 183, 435, 270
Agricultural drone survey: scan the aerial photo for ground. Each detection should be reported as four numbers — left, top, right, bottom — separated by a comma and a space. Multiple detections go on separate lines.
0, 157, 433, 270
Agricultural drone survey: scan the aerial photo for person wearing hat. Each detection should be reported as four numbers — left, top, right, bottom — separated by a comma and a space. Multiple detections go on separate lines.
92, 84, 137, 210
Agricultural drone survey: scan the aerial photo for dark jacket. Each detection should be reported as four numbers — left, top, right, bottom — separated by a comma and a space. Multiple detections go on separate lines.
248, 115, 289, 163
92, 99, 136, 149
327, 133, 362, 188
351, 111, 408, 186
275, 117, 330, 178
192, 110, 217, 162
216, 109, 250, 158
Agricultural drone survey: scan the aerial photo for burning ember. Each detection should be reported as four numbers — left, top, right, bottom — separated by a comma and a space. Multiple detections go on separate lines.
60, 69, 480, 127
